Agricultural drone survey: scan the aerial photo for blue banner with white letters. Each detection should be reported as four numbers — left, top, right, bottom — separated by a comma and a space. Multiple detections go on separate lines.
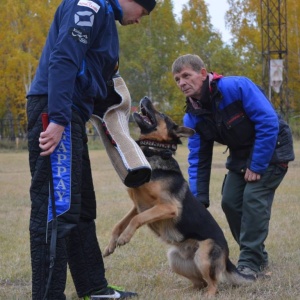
48, 124, 72, 222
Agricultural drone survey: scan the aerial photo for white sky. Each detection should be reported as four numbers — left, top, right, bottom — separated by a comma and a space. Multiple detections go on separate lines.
172, 0, 232, 43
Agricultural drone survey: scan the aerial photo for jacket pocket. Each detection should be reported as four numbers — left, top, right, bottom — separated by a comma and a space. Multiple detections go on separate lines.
218, 102, 255, 148
270, 117, 295, 163
262, 164, 287, 189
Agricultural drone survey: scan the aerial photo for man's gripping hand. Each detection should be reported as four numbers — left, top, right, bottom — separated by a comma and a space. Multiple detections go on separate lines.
39, 122, 65, 156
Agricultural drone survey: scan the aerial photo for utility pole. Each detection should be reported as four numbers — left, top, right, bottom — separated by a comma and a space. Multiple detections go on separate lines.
260, 0, 289, 119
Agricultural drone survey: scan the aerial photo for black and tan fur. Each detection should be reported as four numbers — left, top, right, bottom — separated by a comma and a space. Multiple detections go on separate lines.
103, 97, 256, 296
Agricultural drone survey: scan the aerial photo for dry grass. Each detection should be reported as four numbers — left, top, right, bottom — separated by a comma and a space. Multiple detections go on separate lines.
0, 141, 299, 299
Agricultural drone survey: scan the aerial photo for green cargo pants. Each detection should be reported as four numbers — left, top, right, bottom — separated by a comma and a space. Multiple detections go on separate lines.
221, 164, 288, 272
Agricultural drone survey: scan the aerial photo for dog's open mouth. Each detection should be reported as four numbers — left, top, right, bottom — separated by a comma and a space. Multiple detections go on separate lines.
133, 97, 158, 132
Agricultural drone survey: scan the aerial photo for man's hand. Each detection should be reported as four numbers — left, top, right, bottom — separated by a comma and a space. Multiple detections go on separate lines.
244, 168, 261, 182
39, 122, 65, 156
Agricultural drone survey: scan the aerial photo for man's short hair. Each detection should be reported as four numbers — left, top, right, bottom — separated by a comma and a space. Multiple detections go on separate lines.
172, 54, 205, 74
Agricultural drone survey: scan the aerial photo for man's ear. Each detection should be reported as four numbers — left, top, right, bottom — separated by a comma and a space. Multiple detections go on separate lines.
200, 68, 208, 81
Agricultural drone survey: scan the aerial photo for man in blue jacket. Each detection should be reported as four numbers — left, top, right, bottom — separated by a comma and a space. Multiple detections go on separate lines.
172, 54, 294, 277
26, 0, 156, 299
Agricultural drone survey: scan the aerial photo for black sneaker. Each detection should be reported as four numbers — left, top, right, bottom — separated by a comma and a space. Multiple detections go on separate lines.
83, 285, 138, 299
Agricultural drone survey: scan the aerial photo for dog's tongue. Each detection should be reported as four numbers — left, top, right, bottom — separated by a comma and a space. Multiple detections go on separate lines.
141, 114, 152, 125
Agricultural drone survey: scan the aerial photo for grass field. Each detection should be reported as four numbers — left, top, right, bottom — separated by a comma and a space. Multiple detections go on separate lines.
0, 140, 299, 299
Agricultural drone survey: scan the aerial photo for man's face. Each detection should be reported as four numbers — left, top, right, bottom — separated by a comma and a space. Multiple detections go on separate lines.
120, 0, 149, 25
173, 66, 207, 99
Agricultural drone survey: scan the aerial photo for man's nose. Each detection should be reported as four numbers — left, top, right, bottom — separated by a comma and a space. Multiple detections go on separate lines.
178, 78, 186, 87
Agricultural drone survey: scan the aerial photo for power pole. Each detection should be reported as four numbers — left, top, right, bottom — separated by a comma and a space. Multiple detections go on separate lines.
260, 0, 289, 119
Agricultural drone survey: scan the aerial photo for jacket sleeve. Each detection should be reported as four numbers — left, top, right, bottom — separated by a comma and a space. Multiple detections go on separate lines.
48, 0, 106, 126
237, 78, 279, 173
184, 113, 213, 207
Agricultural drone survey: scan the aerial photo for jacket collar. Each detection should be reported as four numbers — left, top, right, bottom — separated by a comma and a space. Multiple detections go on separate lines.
107, 0, 123, 22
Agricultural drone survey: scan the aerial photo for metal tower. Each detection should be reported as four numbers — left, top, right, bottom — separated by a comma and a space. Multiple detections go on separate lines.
260, 0, 289, 118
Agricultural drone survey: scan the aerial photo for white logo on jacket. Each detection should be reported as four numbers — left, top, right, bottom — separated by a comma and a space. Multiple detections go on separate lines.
74, 11, 95, 27
77, 0, 100, 13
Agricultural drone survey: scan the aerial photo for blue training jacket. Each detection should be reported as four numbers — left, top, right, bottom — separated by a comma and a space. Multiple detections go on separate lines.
27, 0, 122, 126
184, 75, 294, 207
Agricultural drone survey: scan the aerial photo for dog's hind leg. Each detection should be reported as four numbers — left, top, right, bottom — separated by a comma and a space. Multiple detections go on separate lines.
167, 245, 207, 290
194, 240, 225, 297
103, 207, 138, 257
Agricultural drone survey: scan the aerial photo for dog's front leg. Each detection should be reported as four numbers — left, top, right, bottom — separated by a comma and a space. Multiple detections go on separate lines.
103, 206, 138, 257
117, 203, 178, 247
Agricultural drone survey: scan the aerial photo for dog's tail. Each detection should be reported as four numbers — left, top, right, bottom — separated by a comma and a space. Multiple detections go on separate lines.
224, 259, 256, 285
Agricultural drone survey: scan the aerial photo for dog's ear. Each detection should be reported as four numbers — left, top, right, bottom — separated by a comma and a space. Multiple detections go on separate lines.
175, 126, 195, 138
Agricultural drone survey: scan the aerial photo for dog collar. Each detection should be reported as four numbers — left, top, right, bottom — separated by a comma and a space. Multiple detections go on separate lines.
136, 140, 177, 151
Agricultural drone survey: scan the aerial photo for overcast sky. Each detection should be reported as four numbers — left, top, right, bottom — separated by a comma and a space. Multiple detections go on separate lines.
172, 0, 232, 43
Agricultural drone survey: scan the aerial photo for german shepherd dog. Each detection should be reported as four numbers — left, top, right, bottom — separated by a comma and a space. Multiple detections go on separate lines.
103, 97, 256, 296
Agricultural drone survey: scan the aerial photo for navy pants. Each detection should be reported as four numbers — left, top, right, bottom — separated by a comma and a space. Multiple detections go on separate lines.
221, 164, 287, 272
27, 96, 107, 299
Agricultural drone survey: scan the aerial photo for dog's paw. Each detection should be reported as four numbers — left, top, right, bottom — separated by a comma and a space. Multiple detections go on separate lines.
103, 240, 118, 257
116, 233, 132, 247
103, 246, 114, 257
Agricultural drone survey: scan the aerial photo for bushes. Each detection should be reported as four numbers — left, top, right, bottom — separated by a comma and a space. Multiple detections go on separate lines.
0, 138, 28, 151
